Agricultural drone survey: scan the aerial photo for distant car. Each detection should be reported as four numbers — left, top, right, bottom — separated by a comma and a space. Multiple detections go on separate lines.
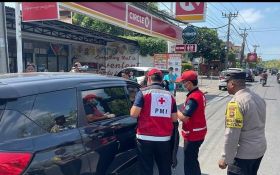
227, 67, 244, 72
245, 69, 255, 82
116, 67, 169, 84
271, 68, 278, 75
218, 69, 248, 90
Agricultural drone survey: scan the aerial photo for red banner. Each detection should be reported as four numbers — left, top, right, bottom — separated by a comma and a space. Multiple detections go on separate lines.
74, 2, 126, 23
61, 2, 183, 42
247, 53, 258, 62
22, 2, 59, 22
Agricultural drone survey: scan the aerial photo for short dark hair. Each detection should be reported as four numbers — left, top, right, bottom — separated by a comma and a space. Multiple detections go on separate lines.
169, 67, 174, 71
150, 73, 163, 82
190, 80, 198, 86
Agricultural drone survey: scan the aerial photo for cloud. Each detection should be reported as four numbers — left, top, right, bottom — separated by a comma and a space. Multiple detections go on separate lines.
264, 7, 279, 13
237, 8, 264, 24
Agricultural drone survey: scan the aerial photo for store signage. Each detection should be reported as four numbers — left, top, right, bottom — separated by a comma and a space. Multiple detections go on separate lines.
175, 2, 206, 22
182, 26, 198, 43
247, 53, 258, 62
60, 2, 183, 42
22, 2, 59, 22
128, 5, 151, 30
175, 44, 197, 52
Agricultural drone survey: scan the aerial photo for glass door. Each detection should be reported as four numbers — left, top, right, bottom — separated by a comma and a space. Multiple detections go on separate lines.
36, 54, 48, 72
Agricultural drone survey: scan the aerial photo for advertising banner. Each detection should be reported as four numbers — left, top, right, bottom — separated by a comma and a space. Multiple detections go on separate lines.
72, 42, 139, 75
154, 53, 182, 75
22, 2, 59, 22
247, 53, 258, 62
154, 54, 169, 70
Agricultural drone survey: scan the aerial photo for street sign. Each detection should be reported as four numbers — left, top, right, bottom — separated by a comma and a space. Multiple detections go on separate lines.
175, 2, 206, 22
185, 44, 197, 52
175, 44, 186, 52
22, 2, 60, 22
182, 26, 197, 43
175, 44, 197, 52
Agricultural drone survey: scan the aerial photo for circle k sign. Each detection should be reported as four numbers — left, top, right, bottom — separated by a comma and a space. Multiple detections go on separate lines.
128, 5, 151, 30
176, 2, 206, 22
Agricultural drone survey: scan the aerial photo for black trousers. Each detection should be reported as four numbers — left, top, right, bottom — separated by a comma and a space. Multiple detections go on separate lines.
136, 139, 172, 175
227, 156, 263, 175
184, 140, 204, 175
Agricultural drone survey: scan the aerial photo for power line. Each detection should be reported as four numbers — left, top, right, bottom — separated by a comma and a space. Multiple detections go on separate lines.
230, 3, 260, 46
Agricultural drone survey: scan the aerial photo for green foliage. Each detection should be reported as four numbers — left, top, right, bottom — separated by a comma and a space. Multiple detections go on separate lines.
188, 27, 226, 64
261, 60, 280, 69
181, 62, 193, 71
122, 36, 167, 56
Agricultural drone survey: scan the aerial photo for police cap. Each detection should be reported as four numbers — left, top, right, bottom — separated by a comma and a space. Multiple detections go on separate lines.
225, 71, 246, 82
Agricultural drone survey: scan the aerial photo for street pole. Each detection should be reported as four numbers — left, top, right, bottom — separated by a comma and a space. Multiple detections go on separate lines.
222, 12, 238, 69
0, 2, 9, 73
167, 2, 174, 53
253, 45, 260, 53
15, 2, 23, 73
239, 27, 251, 68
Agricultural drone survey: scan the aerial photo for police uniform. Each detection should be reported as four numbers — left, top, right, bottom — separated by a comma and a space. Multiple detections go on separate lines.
176, 70, 207, 175
221, 72, 267, 175
133, 68, 177, 175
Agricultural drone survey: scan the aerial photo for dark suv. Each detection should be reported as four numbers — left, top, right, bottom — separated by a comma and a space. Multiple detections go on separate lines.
0, 72, 140, 175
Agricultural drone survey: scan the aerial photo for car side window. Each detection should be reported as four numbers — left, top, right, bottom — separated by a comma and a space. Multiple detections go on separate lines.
81, 87, 130, 123
29, 89, 77, 133
126, 85, 140, 107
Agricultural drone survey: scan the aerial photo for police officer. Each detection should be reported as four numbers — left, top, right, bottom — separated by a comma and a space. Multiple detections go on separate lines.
218, 71, 267, 175
176, 70, 207, 175
130, 68, 178, 175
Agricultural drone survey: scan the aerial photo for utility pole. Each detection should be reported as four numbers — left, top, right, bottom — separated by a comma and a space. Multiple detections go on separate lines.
222, 12, 238, 69
252, 44, 260, 53
0, 2, 9, 73
239, 27, 251, 68
15, 2, 23, 73
167, 2, 173, 53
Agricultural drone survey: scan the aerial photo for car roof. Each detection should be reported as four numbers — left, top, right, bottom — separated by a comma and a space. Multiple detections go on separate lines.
0, 72, 130, 99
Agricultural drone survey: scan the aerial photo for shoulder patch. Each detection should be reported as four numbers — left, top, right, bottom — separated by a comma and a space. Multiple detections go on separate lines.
225, 101, 243, 128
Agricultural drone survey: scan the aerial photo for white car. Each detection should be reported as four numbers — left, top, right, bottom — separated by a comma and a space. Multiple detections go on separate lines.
218, 69, 244, 90
116, 67, 169, 84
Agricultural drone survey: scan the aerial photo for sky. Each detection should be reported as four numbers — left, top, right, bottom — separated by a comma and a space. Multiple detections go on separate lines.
5, 2, 280, 61
159, 2, 280, 61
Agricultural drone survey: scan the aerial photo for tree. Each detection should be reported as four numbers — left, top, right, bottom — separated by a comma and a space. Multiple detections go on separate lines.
188, 27, 226, 65
122, 36, 167, 56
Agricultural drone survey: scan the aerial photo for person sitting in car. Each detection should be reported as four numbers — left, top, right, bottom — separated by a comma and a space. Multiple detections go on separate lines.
83, 94, 115, 122
51, 115, 68, 133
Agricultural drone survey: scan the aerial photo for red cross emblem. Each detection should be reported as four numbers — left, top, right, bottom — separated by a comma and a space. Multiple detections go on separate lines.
158, 97, 166, 105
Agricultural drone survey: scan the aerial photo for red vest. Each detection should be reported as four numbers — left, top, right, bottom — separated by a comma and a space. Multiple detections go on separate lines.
137, 85, 175, 141
182, 89, 207, 141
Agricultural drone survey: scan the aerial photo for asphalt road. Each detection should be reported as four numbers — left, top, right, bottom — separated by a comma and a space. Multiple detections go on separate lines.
154, 75, 280, 175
